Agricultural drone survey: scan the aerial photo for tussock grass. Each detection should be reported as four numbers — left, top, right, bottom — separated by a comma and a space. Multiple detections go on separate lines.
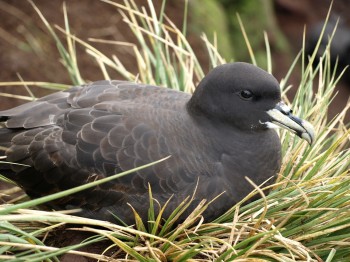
0, 0, 349, 261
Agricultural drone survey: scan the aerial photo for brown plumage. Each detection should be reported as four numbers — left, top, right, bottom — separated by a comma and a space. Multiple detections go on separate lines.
0, 63, 314, 224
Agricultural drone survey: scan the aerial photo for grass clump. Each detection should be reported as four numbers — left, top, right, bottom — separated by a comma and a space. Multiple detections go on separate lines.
0, 0, 350, 261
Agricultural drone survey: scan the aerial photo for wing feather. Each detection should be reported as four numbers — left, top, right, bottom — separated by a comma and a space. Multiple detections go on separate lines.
0, 80, 203, 223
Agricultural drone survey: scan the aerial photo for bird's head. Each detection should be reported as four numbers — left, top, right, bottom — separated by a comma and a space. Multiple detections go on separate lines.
188, 62, 314, 145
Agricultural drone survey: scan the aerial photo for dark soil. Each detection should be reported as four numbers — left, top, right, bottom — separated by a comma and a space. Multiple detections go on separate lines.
0, 0, 191, 109
47, 228, 118, 262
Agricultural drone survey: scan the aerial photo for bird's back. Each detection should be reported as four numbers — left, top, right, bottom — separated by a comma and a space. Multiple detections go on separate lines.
0, 80, 217, 224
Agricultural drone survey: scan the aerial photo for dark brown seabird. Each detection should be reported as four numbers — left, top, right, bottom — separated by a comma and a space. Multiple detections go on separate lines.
0, 62, 314, 224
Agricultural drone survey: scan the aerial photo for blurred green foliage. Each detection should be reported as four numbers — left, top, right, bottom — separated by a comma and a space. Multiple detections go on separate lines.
189, 0, 290, 67
189, 0, 234, 60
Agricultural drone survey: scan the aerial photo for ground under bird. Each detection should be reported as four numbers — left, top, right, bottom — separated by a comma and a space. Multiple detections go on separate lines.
0, 62, 314, 225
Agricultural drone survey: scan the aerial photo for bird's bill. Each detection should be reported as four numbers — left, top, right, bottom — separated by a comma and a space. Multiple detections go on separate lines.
266, 102, 315, 145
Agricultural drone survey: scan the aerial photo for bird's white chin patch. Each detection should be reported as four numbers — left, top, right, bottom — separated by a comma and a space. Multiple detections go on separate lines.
260, 121, 280, 129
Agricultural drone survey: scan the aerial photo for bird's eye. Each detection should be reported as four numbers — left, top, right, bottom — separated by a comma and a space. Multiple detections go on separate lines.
238, 90, 254, 100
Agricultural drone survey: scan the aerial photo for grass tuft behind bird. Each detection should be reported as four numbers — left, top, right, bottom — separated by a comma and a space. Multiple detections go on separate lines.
0, 0, 349, 261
